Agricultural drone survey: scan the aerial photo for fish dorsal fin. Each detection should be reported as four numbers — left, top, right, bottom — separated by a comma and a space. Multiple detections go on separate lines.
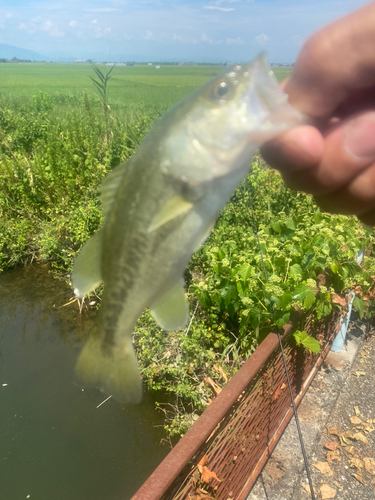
148, 195, 193, 233
100, 162, 128, 217
72, 229, 103, 298
150, 280, 189, 331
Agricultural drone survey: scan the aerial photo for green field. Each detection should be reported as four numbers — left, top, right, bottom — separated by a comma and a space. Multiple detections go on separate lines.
0, 63, 291, 111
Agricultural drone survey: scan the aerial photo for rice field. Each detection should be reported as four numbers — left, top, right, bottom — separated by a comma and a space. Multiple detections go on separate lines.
0, 62, 292, 111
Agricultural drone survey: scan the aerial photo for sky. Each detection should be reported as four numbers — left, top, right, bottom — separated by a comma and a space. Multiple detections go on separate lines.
0, 0, 371, 63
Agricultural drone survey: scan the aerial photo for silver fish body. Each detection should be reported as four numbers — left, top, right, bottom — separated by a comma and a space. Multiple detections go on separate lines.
72, 54, 304, 403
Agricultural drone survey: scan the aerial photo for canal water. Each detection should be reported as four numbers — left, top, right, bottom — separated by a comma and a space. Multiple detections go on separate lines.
0, 266, 169, 500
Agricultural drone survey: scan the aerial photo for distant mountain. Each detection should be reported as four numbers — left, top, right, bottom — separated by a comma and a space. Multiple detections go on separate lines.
0, 44, 49, 61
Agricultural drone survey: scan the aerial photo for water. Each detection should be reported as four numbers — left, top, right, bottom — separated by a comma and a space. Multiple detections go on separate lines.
0, 266, 169, 500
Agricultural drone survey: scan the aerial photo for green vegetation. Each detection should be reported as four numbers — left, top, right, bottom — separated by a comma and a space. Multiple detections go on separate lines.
1, 63, 374, 437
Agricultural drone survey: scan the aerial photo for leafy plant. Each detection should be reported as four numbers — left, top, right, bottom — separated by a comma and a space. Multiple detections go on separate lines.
293, 330, 321, 354
89, 63, 116, 142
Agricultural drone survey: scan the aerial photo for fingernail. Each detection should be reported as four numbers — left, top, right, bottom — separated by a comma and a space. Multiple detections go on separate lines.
346, 113, 375, 159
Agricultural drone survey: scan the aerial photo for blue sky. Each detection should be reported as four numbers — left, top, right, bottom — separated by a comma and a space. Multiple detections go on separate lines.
0, 0, 370, 62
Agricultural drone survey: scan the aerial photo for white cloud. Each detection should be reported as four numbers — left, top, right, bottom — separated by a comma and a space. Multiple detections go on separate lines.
43, 20, 65, 38
201, 33, 223, 44
254, 33, 270, 46
69, 20, 77, 28
144, 30, 154, 40
204, 5, 235, 11
0, 11, 12, 29
171, 33, 198, 44
90, 20, 112, 39
204, 0, 252, 10
226, 36, 244, 45
87, 8, 120, 13
290, 34, 304, 47
18, 22, 27, 31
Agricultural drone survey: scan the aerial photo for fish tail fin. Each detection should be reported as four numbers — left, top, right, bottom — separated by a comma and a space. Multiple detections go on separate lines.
76, 329, 142, 404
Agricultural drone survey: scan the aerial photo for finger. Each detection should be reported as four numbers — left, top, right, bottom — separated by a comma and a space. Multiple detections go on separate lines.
282, 110, 375, 195
314, 161, 375, 216
358, 208, 375, 226
285, 2, 375, 117
260, 125, 324, 173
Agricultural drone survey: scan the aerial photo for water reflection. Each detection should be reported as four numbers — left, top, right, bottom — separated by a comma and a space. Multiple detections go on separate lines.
0, 265, 167, 500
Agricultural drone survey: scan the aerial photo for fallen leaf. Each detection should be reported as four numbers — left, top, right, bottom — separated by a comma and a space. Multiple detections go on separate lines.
213, 364, 228, 383
349, 457, 363, 470
362, 424, 375, 434
353, 371, 366, 377
332, 480, 343, 491
331, 294, 346, 308
324, 442, 340, 451
351, 432, 369, 445
191, 487, 212, 500
327, 450, 341, 462
342, 430, 355, 439
354, 406, 361, 416
320, 484, 336, 499
273, 387, 282, 400
204, 377, 222, 396
352, 473, 365, 485
200, 466, 222, 484
301, 483, 317, 497
364, 457, 375, 475
198, 455, 209, 467
192, 469, 200, 486
312, 461, 333, 476
280, 383, 286, 390
350, 416, 363, 425
327, 426, 341, 436
339, 435, 352, 446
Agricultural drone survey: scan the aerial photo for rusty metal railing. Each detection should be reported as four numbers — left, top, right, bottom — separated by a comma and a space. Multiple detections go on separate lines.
132, 309, 340, 500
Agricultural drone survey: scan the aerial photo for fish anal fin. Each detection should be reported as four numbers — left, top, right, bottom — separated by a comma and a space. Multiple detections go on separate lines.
151, 280, 189, 331
148, 195, 193, 233
72, 229, 103, 298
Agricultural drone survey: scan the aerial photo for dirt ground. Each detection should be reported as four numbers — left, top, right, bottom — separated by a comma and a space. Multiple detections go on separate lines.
247, 317, 375, 500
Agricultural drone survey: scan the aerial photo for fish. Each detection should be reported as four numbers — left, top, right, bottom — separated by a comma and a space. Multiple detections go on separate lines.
72, 53, 304, 403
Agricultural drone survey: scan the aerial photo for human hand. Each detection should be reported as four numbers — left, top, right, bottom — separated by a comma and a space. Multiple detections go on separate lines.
261, 2, 375, 225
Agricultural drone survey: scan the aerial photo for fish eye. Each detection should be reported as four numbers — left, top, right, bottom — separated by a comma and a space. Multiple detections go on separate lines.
212, 80, 233, 101
217, 82, 228, 96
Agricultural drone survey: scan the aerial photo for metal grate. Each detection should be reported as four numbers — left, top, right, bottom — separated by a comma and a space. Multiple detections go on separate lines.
132, 310, 340, 500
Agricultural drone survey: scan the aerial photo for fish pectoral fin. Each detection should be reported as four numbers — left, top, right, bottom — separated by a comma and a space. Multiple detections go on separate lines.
147, 195, 193, 233
72, 229, 103, 298
151, 280, 189, 331
100, 161, 128, 217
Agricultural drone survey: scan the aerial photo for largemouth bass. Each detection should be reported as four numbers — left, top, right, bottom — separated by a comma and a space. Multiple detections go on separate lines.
72, 53, 303, 403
